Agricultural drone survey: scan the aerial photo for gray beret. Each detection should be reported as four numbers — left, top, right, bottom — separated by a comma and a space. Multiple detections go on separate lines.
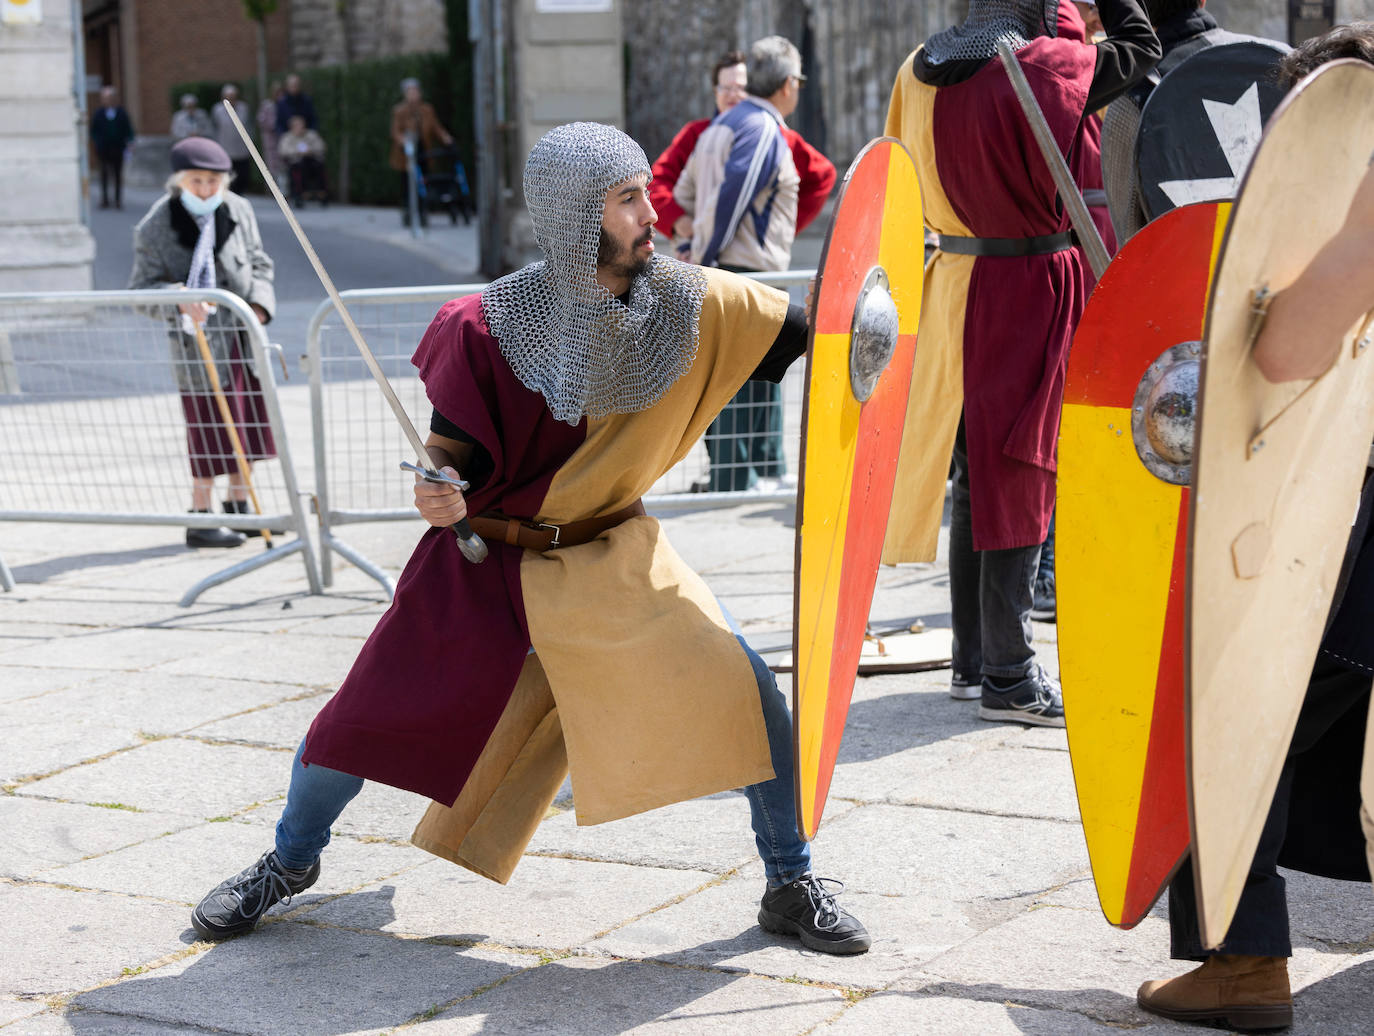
170, 136, 232, 173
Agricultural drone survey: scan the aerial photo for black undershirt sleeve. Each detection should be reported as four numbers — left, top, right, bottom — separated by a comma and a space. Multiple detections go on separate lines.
428, 409, 493, 489
749, 303, 809, 383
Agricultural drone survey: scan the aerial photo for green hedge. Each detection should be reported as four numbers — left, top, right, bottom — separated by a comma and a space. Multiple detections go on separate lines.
169, 49, 474, 206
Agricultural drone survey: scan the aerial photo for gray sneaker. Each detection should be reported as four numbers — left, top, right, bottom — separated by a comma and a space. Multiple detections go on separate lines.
191, 850, 320, 940
978, 665, 1065, 727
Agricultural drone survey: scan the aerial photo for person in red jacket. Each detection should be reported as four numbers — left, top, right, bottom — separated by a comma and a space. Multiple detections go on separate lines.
651, 42, 836, 492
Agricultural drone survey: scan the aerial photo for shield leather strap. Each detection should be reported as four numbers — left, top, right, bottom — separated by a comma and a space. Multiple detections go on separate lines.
937, 230, 1076, 256
468, 501, 645, 552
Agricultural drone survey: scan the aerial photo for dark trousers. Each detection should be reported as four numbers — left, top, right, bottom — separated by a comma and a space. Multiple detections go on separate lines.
229, 158, 252, 194
1167, 653, 1372, 959
288, 157, 327, 201
704, 380, 784, 491
97, 149, 123, 207
949, 415, 1039, 681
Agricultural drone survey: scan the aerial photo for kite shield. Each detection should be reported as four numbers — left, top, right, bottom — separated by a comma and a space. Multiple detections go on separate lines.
793, 137, 922, 842
1188, 59, 1374, 949
1137, 41, 1288, 221
1059, 200, 1228, 929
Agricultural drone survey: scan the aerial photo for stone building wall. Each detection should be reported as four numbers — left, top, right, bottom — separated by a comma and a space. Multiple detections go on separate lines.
0, 1, 94, 291
288, 0, 447, 68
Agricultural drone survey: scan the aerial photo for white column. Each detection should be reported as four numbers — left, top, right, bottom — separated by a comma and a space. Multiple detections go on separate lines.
0, 0, 95, 291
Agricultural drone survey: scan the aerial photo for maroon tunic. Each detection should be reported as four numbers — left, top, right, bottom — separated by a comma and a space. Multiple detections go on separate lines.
930, 38, 1096, 549
302, 296, 587, 804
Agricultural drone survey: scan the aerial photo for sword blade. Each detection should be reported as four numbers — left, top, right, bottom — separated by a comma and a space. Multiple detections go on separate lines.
220, 101, 488, 563
996, 42, 1112, 280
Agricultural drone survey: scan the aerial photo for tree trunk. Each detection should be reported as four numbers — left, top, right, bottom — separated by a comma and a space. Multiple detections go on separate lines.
255, 19, 269, 103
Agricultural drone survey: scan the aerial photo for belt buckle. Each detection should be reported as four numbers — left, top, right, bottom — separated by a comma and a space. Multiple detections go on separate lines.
532, 521, 561, 548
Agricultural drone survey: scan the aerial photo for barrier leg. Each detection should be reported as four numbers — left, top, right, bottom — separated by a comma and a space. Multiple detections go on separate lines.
0, 550, 14, 592
179, 537, 311, 607
326, 536, 396, 600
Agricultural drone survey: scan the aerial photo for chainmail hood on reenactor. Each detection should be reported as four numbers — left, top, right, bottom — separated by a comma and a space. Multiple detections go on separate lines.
924, 0, 1061, 64
481, 122, 710, 425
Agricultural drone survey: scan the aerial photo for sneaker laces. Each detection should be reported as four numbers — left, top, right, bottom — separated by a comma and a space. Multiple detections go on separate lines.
801, 875, 847, 931
230, 853, 301, 913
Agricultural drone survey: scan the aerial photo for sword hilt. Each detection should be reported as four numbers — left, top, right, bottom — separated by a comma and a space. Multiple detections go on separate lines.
401, 461, 489, 563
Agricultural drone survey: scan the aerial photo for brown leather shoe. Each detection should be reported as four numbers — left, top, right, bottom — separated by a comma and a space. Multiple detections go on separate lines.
1137, 954, 1292, 1031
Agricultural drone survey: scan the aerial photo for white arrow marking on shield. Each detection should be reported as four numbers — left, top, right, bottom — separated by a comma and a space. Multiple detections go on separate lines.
1158, 82, 1264, 207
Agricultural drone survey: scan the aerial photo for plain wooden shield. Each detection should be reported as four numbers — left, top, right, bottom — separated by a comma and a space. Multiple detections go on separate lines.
1060, 200, 1229, 928
1188, 59, 1374, 948
793, 137, 922, 842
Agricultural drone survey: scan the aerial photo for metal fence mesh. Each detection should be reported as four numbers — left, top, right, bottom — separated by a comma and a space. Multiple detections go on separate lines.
0, 295, 295, 525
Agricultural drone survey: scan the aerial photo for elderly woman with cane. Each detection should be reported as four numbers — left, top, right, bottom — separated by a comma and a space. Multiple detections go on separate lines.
130, 137, 278, 549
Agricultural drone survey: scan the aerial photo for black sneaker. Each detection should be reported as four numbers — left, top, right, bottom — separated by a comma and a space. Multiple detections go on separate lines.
186, 510, 247, 549
1029, 571, 1056, 623
191, 850, 320, 940
979, 665, 1066, 727
758, 874, 871, 955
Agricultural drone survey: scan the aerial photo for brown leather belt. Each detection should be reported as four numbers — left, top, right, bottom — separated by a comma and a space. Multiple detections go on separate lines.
468, 500, 645, 552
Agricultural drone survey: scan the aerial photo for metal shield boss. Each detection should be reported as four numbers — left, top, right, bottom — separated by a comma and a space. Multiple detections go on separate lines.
1188, 59, 1374, 948
1059, 200, 1228, 928
1137, 41, 1289, 222
792, 137, 922, 842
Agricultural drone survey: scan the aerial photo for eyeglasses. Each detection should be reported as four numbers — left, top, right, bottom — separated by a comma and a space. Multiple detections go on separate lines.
790, 73, 807, 88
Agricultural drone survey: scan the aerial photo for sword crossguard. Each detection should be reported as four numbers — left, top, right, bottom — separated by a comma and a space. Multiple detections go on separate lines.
400, 460, 471, 492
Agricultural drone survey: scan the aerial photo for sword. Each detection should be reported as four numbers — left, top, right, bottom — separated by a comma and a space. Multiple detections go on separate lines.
996, 41, 1112, 279
219, 101, 488, 564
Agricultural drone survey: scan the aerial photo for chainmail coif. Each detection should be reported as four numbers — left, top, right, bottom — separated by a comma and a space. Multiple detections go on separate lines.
924, 0, 1061, 64
481, 122, 709, 425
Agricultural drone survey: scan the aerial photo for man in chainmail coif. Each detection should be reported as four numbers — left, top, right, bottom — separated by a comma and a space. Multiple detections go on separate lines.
190, 122, 871, 957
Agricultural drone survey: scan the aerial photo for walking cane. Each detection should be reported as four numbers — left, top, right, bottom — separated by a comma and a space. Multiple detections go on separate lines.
188, 316, 274, 547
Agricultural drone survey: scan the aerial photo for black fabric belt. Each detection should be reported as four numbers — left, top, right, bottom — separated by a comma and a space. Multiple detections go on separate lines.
937, 230, 1077, 257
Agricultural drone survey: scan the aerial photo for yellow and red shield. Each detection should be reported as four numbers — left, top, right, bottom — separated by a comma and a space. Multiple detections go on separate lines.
793, 137, 923, 841
1059, 201, 1229, 928
1188, 59, 1374, 948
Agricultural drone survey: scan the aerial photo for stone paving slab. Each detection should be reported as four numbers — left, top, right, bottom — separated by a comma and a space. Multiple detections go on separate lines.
150, 631, 363, 689
0, 628, 245, 674
589, 862, 974, 988
814, 989, 1196, 1034
0, 665, 104, 703
789, 802, 1090, 903
1283, 869, 1374, 948
44, 820, 429, 908
72, 923, 535, 1036
145, 592, 378, 636
0, 699, 145, 784
910, 903, 1360, 1028
411, 955, 846, 1035
16, 739, 290, 819
884, 743, 1081, 822
0, 798, 196, 880
305, 853, 719, 951
526, 793, 772, 875
0, 996, 48, 1028
186, 692, 331, 750
8, 1009, 200, 1035
2, 884, 196, 997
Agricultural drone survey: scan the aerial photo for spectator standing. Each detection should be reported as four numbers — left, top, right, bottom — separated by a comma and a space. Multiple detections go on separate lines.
212, 84, 253, 193
674, 36, 836, 492
89, 85, 135, 210
274, 73, 318, 135
171, 94, 213, 141
389, 77, 454, 227
650, 50, 748, 255
256, 81, 286, 191
128, 137, 277, 550
279, 114, 328, 207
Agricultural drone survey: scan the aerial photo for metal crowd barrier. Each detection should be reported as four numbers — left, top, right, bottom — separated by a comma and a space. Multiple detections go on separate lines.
305, 270, 813, 596
0, 289, 321, 605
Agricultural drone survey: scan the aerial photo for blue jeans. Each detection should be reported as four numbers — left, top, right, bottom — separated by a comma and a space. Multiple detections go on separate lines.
275, 635, 812, 885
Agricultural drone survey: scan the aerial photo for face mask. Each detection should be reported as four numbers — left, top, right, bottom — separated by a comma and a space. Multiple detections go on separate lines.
180, 189, 223, 217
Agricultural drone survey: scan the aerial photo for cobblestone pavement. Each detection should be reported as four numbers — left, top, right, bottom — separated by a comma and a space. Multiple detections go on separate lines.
2, 488, 1370, 1034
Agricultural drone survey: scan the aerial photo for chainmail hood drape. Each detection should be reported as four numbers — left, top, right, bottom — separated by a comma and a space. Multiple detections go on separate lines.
481, 122, 709, 425
924, 0, 1061, 64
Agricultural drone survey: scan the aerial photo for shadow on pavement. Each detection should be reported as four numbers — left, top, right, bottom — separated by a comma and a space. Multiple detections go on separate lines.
10, 544, 188, 583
